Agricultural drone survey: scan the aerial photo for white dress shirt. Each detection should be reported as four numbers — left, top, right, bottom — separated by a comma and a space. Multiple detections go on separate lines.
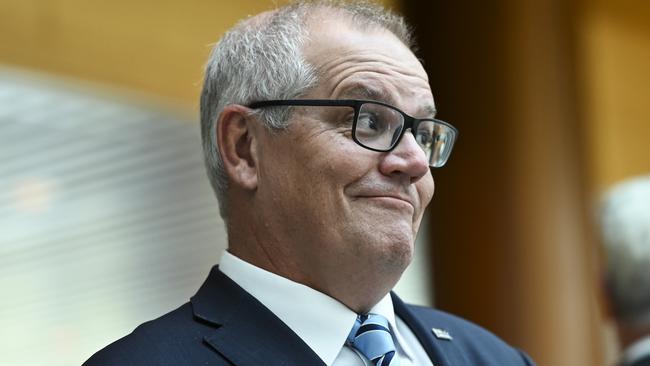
620, 335, 650, 366
219, 250, 433, 366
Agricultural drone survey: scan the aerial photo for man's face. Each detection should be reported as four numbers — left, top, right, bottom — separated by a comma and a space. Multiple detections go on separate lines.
253, 18, 435, 295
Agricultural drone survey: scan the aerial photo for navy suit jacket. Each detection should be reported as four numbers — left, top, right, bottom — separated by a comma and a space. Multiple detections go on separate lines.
621, 354, 650, 366
83, 266, 535, 365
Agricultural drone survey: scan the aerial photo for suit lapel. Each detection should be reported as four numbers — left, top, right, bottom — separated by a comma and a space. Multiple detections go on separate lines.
191, 266, 325, 366
392, 292, 465, 366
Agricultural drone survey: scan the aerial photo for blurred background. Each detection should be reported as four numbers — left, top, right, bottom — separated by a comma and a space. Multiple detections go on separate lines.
0, 0, 648, 365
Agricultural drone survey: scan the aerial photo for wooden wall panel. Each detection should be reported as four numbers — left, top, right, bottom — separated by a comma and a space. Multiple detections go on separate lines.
578, 0, 650, 192
0, 0, 397, 105
0, 0, 279, 104
403, 0, 603, 365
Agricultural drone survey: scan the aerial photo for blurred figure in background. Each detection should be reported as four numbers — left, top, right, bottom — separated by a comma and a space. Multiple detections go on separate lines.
600, 175, 650, 366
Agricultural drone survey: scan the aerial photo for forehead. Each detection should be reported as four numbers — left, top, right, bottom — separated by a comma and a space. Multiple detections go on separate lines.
302, 15, 434, 113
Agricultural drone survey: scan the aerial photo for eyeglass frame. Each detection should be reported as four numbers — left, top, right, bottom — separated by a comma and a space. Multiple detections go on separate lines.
247, 99, 458, 168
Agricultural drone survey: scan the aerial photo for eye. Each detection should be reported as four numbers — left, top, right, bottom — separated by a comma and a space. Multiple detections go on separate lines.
354, 102, 405, 150
415, 121, 436, 146
355, 105, 391, 138
416, 131, 432, 145
357, 112, 381, 132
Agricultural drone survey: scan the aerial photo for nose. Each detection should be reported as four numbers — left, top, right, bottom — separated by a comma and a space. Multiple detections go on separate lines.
378, 131, 429, 183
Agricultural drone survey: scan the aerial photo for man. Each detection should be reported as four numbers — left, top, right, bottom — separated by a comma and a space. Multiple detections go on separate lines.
84, 1, 535, 365
600, 176, 650, 366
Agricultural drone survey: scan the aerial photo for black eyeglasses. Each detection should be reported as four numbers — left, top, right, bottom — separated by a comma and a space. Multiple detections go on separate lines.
248, 99, 458, 168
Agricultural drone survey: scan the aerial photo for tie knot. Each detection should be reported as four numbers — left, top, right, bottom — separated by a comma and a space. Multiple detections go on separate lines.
347, 313, 399, 366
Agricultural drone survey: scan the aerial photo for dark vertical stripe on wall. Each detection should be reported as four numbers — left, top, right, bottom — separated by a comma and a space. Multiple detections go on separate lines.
401, 1, 603, 365
402, 0, 518, 337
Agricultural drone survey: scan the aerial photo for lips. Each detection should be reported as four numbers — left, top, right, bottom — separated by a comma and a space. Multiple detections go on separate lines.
346, 180, 418, 212
356, 194, 415, 210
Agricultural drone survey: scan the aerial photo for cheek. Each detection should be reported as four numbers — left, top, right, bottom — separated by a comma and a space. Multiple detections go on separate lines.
416, 174, 435, 210
301, 145, 373, 224
313, 135, 370, 177
275, 128, 377, 210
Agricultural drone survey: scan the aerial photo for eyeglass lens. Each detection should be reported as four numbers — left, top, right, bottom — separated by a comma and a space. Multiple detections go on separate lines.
355, 102, 454, 167
355, 102, 404, 150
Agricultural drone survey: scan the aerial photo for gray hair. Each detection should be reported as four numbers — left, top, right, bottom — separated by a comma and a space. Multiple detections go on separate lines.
600, 175, 650, 326
199, 1, 414, 222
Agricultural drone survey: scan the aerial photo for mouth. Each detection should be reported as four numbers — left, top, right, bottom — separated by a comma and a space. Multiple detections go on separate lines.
356, 195, 415, 211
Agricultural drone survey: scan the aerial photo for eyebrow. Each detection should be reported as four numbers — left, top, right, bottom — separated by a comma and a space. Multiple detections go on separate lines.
420, 104, 437, 118
339, 85, 390, 101
338, 85, 437, 118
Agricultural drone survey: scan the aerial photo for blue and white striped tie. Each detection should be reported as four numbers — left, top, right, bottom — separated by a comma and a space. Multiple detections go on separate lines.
347, 313, 400, 366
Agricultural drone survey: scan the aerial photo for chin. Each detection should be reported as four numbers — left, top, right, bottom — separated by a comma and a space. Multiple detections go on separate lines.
389, 240, 414, 271
341, 217, 415, 271
369, 229, 415, 273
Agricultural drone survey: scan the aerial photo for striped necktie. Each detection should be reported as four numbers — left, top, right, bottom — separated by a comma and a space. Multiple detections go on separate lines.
346, 313, 400, 366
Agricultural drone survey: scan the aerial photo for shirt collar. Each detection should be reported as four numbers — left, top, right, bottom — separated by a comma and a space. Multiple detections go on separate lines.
621, 335, 650, 365
372, 291, 416, 363
219, 250, 411, 366
220, 250, 356, 365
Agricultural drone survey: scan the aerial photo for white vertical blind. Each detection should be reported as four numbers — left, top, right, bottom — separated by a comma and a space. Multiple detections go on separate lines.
0, 69, 227, 366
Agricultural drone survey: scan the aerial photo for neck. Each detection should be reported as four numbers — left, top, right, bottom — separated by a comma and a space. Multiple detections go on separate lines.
227, 199, 408, 314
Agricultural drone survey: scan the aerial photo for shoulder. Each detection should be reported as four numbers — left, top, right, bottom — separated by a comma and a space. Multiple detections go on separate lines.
82, 303, 227, 366
406, 303, 510, 345
402, 303, 536, 365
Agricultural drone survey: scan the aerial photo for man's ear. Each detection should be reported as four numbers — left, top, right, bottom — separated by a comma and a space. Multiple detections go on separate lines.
217, 104, 259, 191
